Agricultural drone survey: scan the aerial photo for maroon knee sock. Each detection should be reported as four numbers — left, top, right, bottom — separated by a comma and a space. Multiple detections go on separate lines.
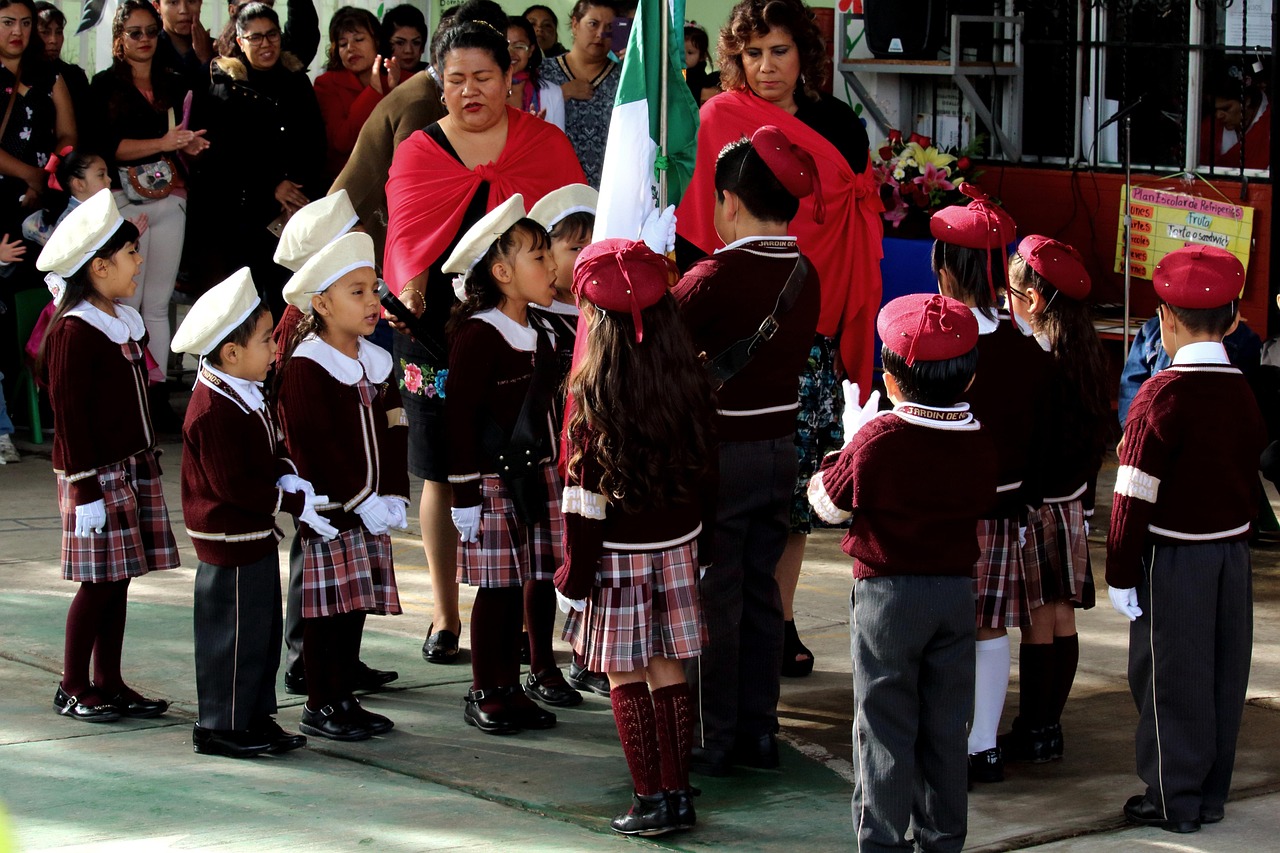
1051, 634, 1080, 724
63, 582, 115, 697
92, 580, 131, 693
652, 682, 694, 791
611, 681, 662, 797
523, 579, 563, 681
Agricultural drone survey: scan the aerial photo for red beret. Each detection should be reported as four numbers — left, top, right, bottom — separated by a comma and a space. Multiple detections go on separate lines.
751, 125, 816, 200
929, 183, 1017, 250
1153, 245, 1245, 309
1016, 235, 1091, 300
573, 238, 674, 342
877, 293, 979, 367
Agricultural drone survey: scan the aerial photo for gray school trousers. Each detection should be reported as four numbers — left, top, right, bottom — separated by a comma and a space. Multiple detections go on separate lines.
1129, 540, 1252, 823
850, 576, 974, 853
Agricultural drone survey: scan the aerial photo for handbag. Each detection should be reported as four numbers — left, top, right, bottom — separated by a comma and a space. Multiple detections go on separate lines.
117, 105, 181, 203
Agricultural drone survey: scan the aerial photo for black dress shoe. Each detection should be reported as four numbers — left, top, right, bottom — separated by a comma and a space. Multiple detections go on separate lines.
463, 689, 519, 734
566, 661, 611, 697
733, 733, 780, 769
352, 662, 398, 693
283, 668, 306, 696
106, 690, 169, 719
1200, 806, 1225, 824
997, 716, 1054, 764
53, 685, 120, 723
1123, 794, 1200, 833
506, 691, 557, 730
422, 623, 460, 664
192, 725, 272, 758
610, 792, 678, 836
669, 788, 697, 830
251, 716, 307, 753
342, 697, 393, 734
968, 747, 1004, 784
299, 702, 373, 742
690, 745, 732, 777
523, 668, 583, 707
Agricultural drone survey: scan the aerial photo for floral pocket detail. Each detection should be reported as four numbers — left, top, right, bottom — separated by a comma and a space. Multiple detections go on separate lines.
400, 359, 448, 399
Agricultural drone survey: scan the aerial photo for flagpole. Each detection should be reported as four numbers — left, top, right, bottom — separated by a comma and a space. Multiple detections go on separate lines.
658, 0, 669, 208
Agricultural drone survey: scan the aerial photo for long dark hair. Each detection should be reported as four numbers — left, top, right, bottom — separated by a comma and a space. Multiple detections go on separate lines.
325, 6, 381, 72
1009, 253, 1115, 452
507, 15, 543, 90
380, 3, 427, 63
226, 2, 281, 63
448, 219, 549, 335
567, 293, 713, 513
37, 219, 142, 373
40, 148, 100, 223
1, 0, 51, 73
111, 0, 174, 110
931, 239, 1006, 319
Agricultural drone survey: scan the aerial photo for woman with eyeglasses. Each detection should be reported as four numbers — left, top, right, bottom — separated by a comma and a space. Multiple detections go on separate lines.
506, 15, 563, 131
314, 6, 399, 182
190, 1, 323, 317
88, 0, 207, 428
380, 4, 427, 81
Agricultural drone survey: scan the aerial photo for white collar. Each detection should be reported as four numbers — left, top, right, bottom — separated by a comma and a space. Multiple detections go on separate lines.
64, 299, 146, 344
475, 307, 538, 351
539, 299, 579, 317
1172, 340, 1230, 366
890, 401, 979, 430
198, 360, 265, 412
292, 335, 393, 385
1033, 331, 1052, 352
715, 234, 799, 254
970, 306, 999, 335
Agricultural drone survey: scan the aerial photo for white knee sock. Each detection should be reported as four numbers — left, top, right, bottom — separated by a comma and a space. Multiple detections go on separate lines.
968, 635, 1011, 754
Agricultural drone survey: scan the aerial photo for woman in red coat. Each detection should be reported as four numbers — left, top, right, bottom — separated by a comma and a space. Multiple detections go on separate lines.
314, 6, 399, 182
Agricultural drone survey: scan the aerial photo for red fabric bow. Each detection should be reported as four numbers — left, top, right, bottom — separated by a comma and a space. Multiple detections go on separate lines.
44, 145, 73, 192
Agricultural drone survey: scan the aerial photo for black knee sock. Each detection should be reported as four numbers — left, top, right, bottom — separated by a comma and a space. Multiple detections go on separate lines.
1050, 634, 1079, 724
1018, 643, 1056, 729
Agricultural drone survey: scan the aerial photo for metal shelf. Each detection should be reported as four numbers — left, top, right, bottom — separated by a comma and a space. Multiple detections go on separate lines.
838, 14, 1025, 161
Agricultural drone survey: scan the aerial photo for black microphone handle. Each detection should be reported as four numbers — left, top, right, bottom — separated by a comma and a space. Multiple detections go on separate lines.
378, 287, 446, 364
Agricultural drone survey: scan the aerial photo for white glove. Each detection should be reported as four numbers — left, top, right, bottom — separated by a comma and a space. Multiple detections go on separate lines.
276, 474, 315, 498
382, 496, 409, 530
74, 499, 107, 538
639, 204, 677, 255
699, 563, 710, 581
1084, 519, 1091, 537
556, 589, 586, 614
451, 505, 481, 543
354, 494, 394, 536
299, 499, 339, 541
1108, 586, 1143, 621
1018, 526, 1028, 548
841, 381, 882, 448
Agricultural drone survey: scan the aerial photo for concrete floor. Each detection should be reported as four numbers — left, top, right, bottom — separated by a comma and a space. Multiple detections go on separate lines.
1, 433, 1278, 852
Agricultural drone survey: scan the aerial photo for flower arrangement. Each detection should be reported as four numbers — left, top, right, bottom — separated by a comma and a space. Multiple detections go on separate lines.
872, 130, 985, 238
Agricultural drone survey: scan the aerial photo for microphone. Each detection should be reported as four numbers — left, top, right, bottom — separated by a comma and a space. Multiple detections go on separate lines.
1097, 96, 1144, 133
375, 278, 446, 364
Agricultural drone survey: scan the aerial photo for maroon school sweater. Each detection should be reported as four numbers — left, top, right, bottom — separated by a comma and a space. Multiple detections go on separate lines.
812, 404, 998, 579
46, 314, 154, 505
181, 370, 305, 566
1106, 362, 1266, 588
963, 314, 1051, 518
674, 237, 820, 442
276, 344, 410, 536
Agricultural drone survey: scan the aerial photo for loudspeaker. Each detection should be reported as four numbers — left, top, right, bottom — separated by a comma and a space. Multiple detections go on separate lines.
863, 0, 947, 61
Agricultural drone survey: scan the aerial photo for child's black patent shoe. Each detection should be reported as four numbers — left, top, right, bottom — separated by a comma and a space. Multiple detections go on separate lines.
610, 792, 678, 836
968, 747, 1004, 783
462, 689, 519, 735
668, 788, 698, 830
53, 685, 120, 723
299, 702, 373, 741
997, 717, 1053, 764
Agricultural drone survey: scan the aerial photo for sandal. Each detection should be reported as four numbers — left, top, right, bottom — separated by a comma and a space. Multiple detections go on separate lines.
780, 619, 814, 678
422, 622, 461, 664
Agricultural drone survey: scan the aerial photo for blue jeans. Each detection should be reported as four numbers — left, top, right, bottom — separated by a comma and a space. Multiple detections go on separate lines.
0, 372, 14, 437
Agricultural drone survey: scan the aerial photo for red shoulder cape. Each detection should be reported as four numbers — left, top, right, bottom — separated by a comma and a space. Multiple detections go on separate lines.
383, 107, 587, 292
675, 89, 884, 398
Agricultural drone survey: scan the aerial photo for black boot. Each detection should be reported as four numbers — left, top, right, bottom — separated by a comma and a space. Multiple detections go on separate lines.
998, 715, 1053, 764
668, 788, 698, 830
610, 792, 678, 836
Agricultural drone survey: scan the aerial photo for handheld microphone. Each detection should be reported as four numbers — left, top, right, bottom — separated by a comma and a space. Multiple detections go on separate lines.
375, 279, 446, 364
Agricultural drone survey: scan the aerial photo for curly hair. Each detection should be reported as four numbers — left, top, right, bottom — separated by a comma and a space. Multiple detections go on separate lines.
566, 294, 714, 514
718, 0, 829, 102
110, 1, 174, 108
325, 6, 380, 72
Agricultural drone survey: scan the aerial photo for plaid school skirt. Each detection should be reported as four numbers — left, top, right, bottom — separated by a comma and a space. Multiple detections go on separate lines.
1022, 500, 1095, 610
300, 527, 401, 619
974, 516, 1031, 630
57, 450, 179, 583
457, 464, 564, 589
562, 539, 705, 673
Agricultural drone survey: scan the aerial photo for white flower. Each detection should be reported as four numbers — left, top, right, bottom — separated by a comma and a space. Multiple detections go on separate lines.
892, 167, 906, 180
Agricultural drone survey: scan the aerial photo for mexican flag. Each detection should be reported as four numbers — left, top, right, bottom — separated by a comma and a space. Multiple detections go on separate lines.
594, 0, 701, 240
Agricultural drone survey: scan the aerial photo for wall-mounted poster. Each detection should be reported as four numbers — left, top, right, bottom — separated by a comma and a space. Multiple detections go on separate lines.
1114, 185, 1254, 280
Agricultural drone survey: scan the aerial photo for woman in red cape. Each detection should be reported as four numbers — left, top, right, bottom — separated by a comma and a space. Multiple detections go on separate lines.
382, 7, 584, 671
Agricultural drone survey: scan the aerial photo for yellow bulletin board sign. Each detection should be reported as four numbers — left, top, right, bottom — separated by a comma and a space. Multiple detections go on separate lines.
1114, 185, 1254, 279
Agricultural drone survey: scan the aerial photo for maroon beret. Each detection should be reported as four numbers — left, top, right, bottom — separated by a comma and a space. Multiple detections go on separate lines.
1017, 235, 1091, 301
573, 238, 674, 342
751, 125, 816, 200
877, 293, 979, 367
1152, 245, 1245, 309
929, 183, 1017, 249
